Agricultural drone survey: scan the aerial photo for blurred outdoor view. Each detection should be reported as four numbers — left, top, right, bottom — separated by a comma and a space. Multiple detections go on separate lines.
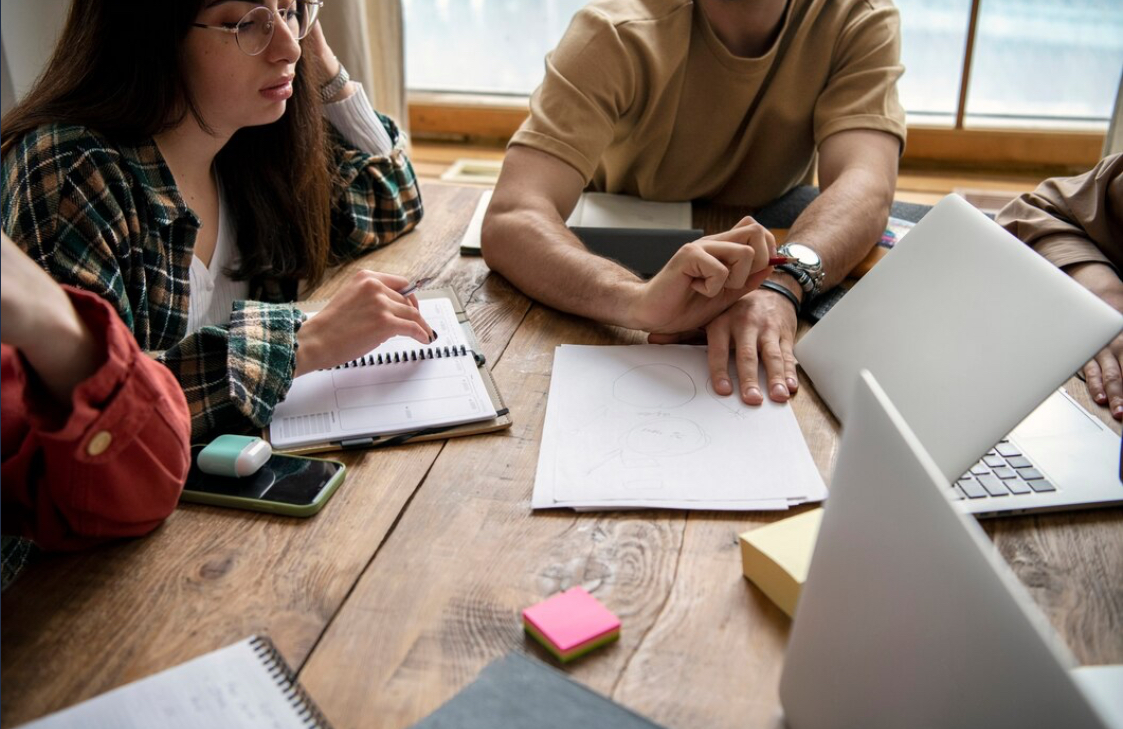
403, 0, 1123, 126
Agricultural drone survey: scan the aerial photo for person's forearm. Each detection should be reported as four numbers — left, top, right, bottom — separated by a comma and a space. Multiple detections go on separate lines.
1066, 261, 1123, 310
781, 166, 894, 296
17, 295, 102, 404
483, 205, 646, 328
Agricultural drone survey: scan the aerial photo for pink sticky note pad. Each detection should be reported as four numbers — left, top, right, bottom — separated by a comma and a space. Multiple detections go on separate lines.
522, 587, 621, 653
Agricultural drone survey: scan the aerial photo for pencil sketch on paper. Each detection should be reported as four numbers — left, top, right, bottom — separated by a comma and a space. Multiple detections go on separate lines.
583, 414, 711, 478
580, 363, 713, 479
612, 364, 696, 408
538, 344, 828, 509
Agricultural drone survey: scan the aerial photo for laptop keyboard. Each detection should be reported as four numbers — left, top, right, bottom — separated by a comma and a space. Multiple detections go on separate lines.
954, 440, 1056, 500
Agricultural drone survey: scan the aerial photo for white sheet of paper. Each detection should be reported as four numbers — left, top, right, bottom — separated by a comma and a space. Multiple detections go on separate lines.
533, 345, 826, 511
458, 189, 492, 253
20, 639, 311, 729
566, 192, 692, 230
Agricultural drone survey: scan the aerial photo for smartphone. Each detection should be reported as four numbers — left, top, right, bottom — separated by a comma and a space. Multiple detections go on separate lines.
180, 445, 346, 517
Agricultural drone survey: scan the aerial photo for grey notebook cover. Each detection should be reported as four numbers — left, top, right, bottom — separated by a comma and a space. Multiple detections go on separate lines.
410, 653, 666, 729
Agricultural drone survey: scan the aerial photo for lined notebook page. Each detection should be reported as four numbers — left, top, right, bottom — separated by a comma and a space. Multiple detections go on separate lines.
270, 297, 497, 449
18, 637, 330, 729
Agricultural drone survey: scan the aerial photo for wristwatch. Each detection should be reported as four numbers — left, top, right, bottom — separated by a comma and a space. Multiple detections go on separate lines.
775, 242, 825, 300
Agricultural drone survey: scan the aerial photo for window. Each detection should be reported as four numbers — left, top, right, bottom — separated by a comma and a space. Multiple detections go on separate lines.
404, 0, 585, 95
966, 0, 1123, 127
896, 0, 972, 122
405, 0, 1123, 130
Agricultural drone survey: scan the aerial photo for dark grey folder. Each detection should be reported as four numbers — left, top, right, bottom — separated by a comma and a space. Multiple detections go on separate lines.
409, 652, 667, 729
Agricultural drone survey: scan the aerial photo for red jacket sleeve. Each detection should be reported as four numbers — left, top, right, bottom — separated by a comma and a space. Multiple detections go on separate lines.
1, 286, 192, 550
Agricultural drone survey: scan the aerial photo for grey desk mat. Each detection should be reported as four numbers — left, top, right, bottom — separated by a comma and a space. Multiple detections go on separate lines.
752, 185, 934, 227
410, 652, 667, 729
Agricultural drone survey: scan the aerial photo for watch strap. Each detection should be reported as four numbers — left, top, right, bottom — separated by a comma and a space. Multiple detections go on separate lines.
760, 280, 801, 315
320, 63, 350, 103
777, 263, 811, 290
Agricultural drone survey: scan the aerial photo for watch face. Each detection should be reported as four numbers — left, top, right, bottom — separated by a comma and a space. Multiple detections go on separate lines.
786, 243, 822, 268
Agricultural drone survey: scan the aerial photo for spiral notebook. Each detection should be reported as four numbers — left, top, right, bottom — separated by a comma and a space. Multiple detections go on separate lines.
16, 636, 332, 729
268, 288, 511, 453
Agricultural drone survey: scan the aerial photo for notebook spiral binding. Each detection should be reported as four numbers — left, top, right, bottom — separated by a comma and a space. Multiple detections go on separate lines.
332, 343, 470, 370
249, 635, 335, 729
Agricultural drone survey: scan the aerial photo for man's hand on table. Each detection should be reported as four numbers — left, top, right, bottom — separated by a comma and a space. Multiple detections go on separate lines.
649, 276, 800, 406
625, 216, 776, 335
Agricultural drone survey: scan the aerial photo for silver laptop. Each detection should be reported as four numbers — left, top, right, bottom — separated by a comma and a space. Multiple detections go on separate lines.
780, 370, 1123, 729
794, 193, 1123, 516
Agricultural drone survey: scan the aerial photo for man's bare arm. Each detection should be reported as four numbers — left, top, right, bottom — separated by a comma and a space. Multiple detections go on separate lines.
482, 146, 641, 324
776, 129, 900, 302
690, 129, 900, 405
483, 146, 774, 333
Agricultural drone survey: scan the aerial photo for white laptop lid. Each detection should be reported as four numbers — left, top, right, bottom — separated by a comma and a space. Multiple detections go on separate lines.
779, 370, 1113, 729
793, 194, 1123, 483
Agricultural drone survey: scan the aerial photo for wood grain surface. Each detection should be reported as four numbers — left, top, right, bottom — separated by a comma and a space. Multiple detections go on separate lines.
2, 181, 1119, 729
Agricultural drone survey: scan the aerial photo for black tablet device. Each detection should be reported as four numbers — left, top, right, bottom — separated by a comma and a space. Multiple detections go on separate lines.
570, 226, 705, 279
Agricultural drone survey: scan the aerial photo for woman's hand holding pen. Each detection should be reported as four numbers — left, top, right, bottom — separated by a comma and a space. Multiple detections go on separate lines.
625, 216, 776, 335
294, 270, 433, 377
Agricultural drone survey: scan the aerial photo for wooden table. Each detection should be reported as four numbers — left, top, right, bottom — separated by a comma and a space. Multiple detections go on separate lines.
3, 182, 1121, 728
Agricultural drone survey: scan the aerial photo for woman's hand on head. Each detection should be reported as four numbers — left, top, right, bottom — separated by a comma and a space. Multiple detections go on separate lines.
303, 21, 339, 78
294, 270, 433, 377
303, 21, 356, 103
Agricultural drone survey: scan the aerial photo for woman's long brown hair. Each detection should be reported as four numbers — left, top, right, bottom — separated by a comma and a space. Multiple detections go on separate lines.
1, 0, 336, 289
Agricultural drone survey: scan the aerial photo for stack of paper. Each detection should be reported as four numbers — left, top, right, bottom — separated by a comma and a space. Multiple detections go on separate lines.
565, 192, 691, 229
532, 345, 827, 511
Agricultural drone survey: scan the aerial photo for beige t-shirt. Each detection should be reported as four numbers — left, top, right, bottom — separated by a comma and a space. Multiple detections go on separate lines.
511, 0, 906, 207
995, 153, 1122, 274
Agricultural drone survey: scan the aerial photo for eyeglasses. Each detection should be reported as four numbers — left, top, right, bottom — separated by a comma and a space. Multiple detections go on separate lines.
192, 1, 324, 56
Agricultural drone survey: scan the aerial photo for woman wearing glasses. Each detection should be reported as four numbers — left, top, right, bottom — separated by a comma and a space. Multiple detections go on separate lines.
1, 0, 433, 440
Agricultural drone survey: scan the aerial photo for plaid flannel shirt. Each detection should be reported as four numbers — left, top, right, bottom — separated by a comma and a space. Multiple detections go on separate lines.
2, 119, 422, 441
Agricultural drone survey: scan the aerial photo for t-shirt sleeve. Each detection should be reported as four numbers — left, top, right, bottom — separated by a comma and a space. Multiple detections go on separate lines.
813, 0, 907, 150
509, 8, 637, 183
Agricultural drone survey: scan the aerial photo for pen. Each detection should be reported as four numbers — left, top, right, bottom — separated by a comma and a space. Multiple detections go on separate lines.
769, 256, 799, 266
396, 277, 439, 341
397, 277, 433, 297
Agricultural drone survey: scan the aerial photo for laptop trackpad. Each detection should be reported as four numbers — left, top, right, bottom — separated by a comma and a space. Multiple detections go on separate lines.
1013, 390, 1110, 439
1012, 390, 1120, 490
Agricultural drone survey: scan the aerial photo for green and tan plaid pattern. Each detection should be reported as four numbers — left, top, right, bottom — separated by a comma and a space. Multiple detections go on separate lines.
2, 120, 422, 441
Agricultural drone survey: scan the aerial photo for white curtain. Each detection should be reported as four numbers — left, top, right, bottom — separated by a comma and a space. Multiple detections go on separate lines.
320, 0, 408, 134
0, 0, 71, 115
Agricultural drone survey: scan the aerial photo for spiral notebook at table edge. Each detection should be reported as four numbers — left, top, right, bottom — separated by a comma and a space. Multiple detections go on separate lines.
248, 635, 335, 729
266, 287, 512, 455
14, 634, 334, 729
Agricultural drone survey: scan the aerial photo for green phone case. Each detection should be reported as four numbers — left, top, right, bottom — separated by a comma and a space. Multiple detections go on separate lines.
180, 454, 346, 517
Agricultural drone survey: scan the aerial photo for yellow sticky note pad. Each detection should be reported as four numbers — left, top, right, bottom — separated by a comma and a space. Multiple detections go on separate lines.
738, 508, 823, 618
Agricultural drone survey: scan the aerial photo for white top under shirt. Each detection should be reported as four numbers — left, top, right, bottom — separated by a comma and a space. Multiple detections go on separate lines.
186, 86, 395, 330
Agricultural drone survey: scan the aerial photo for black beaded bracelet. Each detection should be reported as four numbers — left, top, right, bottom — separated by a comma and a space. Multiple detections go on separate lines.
759, 280, 801, 315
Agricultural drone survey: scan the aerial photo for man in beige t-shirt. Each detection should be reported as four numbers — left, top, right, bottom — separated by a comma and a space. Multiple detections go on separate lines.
483, 0, 905, 405
997, 153, 1123, 420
